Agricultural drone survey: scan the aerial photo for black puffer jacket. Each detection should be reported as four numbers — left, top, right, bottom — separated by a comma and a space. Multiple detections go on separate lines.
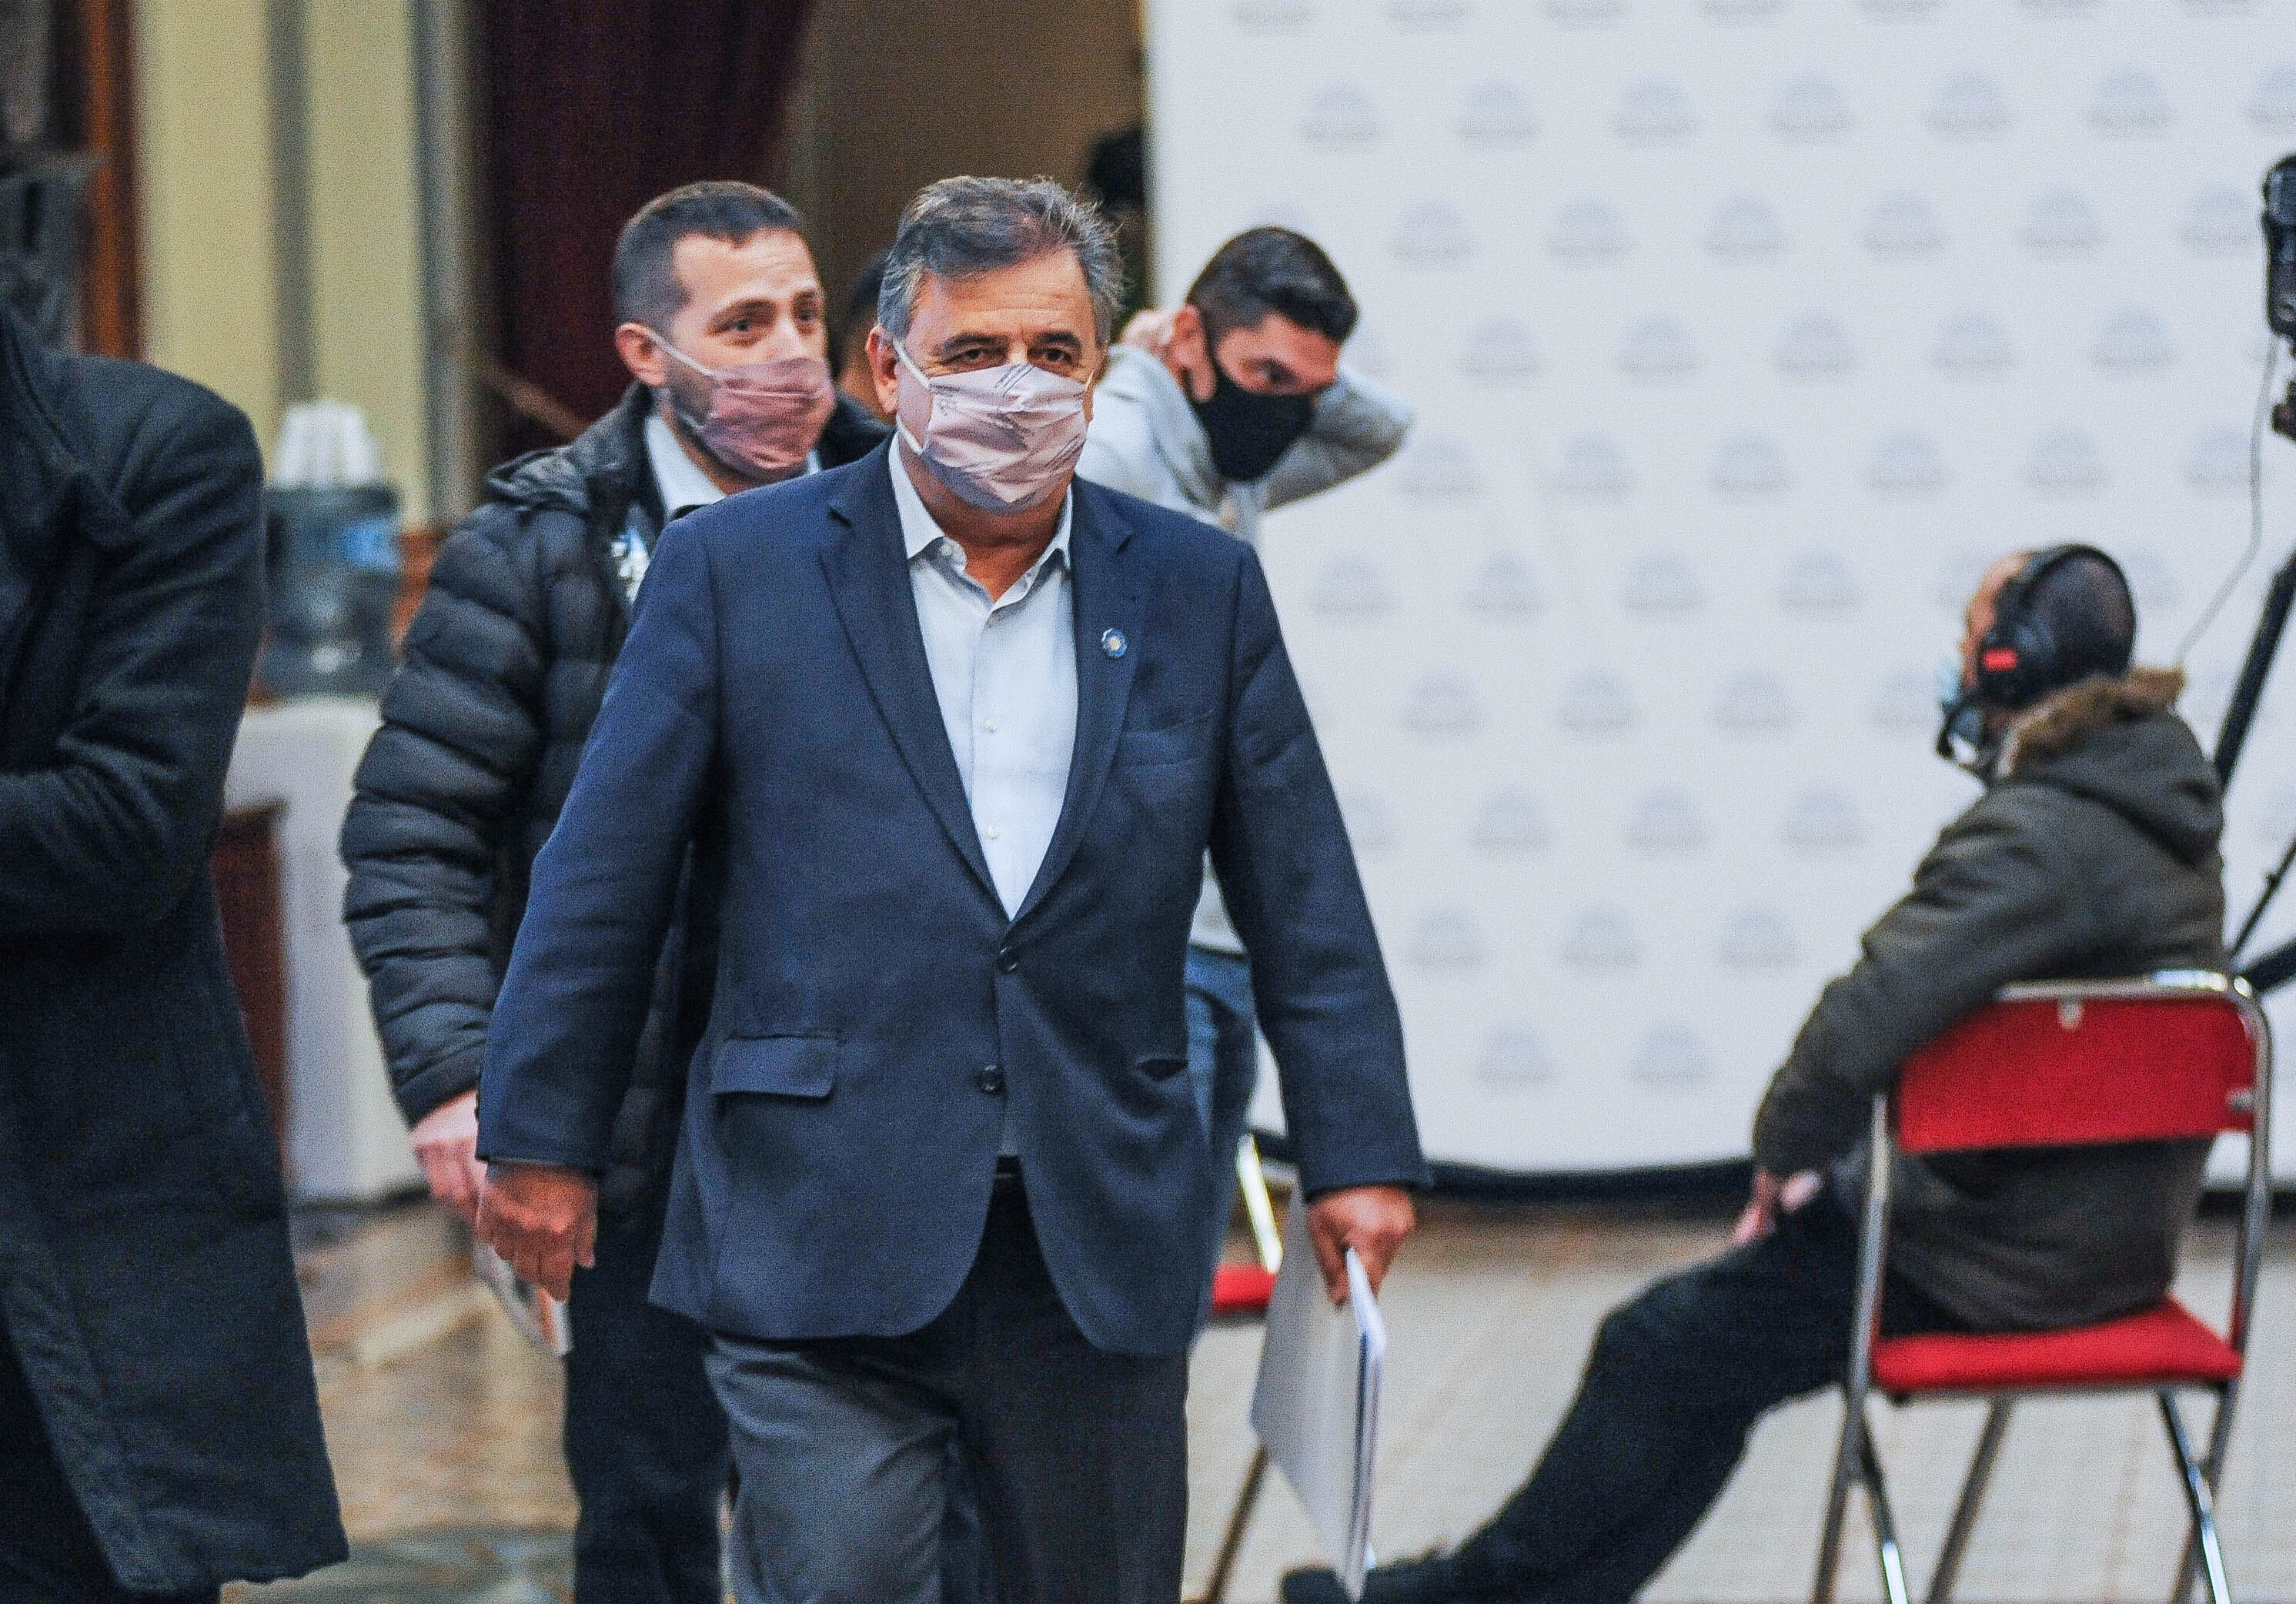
1754, 667, 2227, 1331
342, 383, 886, 1205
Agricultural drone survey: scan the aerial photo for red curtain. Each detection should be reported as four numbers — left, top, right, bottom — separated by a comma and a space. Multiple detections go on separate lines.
478, 0, 817, 449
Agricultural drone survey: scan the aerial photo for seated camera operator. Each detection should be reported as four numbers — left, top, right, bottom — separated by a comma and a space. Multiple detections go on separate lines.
1285, 546, 2226, 1604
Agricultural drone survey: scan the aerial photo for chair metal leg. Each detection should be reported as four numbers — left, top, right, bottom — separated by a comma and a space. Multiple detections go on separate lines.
2159, 1394, 2233, 1604
1822, 1094, 1896, 1604
1195, 1442, 1268, 1604
1813, 1395, 1860, 1604
1925, 1399, 2013, 1604
1856, 1416, 1913, 1604
1236, 1135, 1283, 1273
2172, 1385, 2241, 1604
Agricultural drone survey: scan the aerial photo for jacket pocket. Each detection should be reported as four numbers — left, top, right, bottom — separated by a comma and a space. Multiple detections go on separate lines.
1136, 1053, 1190, 1081
710, 1034, 840, 1100
1118, 723, 1215, 774
1125, 705, 1218, 739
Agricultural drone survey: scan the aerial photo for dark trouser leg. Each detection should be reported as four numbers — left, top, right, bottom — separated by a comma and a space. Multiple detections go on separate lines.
706, 1181, 1185, 1604
1185, 946, 1261, 1285
941, 1449, 997, 1604
564, 1191, 730, 1604
0, 1321, 219, 1604
707, 1329, 958, 1604
1445, 1194, 1955, 1604
962, 1185, 1188, 1604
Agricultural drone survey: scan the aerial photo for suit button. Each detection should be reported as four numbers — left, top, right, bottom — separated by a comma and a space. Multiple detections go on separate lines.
995, 947, 1020, 974
976, 1066, 1006, 1095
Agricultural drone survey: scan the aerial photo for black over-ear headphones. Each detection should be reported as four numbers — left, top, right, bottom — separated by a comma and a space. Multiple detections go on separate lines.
1971, 543, 2130, 711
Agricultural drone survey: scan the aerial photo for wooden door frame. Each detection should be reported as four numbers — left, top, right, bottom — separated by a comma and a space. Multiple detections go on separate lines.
52, 0, 140, 356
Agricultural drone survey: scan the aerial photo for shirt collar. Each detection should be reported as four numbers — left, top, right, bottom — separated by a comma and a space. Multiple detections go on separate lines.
887, 439, 1073, 573
645, 411, 727, 522
644, 408, 820, 522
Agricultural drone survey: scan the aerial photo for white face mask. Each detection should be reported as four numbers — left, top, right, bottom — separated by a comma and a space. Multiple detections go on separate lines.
894, 342, 1089, 513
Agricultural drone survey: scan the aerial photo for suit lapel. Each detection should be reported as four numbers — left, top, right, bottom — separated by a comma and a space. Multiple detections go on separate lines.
1014, 483, 1144, 925
820, 446, 1001, 904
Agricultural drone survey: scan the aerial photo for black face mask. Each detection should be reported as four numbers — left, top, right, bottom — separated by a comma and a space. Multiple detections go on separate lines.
1189, 355, 1315, 483
1934, 691, 1991, 770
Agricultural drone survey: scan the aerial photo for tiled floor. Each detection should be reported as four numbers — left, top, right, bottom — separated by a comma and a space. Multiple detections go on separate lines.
237, 1191, 2294, 1603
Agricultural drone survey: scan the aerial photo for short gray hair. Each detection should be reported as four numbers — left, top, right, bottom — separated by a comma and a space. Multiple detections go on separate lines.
877, 176, 1122, 347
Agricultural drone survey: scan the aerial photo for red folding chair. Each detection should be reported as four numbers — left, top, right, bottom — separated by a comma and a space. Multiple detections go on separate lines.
1813, 971, 2273, 1604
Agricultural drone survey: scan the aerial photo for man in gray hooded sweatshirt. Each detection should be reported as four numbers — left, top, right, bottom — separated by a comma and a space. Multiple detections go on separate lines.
1286, 545, 2227, 1604
1078, 226, 1413, 1275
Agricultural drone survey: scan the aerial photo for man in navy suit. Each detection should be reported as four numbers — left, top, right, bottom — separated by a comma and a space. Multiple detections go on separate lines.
474, 176, 1426, 1604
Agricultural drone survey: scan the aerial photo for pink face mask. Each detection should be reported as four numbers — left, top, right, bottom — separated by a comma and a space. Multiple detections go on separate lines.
654, 337, 836, 482
894, 342, 1090, 513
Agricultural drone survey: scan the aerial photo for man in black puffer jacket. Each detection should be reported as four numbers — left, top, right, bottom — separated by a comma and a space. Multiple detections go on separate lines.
1287, 546, 2229, 1604
342, 183, 884, 1604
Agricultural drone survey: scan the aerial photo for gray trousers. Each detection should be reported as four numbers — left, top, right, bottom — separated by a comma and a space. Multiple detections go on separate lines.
706, 1178, 1189, 1604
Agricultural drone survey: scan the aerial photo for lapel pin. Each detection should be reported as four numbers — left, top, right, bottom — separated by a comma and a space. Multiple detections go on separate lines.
1100, 627, 1128, 660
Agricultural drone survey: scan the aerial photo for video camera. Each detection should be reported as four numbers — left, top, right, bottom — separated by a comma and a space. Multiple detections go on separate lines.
2218, 154, 2296, 994
2267, 155, 2296, 343
2264, 156, 2296, 451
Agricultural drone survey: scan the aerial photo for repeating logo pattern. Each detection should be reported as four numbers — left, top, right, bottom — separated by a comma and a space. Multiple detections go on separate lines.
1157, 1, 2295, 1173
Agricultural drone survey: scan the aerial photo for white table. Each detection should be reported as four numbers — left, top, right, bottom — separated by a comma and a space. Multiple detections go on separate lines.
226, 696, 423, 1202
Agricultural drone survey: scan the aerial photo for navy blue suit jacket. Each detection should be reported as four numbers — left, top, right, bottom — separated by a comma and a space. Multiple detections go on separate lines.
480, 442, 1425, 1357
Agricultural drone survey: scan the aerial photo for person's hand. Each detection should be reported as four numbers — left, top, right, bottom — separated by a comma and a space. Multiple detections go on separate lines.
475, 1161, 598, 1302
1119, 307, 1175, 353
1732, 1167, 1822, 1245
408, 1089, 487, 1225
1732, 1168, 1783, 1245
1306, 1185, 1415, 1305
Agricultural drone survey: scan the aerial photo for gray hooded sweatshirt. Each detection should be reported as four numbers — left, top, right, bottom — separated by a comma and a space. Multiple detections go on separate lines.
1078, 344, 1413, 953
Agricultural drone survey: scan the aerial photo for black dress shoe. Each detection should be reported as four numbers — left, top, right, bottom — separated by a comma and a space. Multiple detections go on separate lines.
1279, 1549, 1465, 1604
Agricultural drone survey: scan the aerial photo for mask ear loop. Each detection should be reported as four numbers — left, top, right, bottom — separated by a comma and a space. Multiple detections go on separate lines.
890, 340, 939, 458
648, 329, 735, 474
891, 339, 932, 385
648, 330, 720, 379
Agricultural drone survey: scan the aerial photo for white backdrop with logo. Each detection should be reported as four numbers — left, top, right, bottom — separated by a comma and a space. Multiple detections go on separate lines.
1147, 0, 2296, 1175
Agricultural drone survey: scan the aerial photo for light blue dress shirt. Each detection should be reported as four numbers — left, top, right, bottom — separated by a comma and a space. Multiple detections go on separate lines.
890, 446, 1078, 1158
886, 443, 1079, 919
624, 412, 823, 602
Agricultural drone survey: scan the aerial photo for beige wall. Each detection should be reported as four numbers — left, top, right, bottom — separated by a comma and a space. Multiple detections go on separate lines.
786, 0, 1144, 321
130, 0, 1135, 516
301, 0, 432, 520
132, 0, 436, 520
133, 0, 285, 441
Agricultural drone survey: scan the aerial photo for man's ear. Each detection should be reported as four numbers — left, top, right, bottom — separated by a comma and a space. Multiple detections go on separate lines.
615, 322, 669, 390
1168, 303, 1215, 403
865, 326, 903, 422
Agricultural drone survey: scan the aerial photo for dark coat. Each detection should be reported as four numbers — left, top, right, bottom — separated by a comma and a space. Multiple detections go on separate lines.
480, 446, 1429, 1358
1753, 668, 2227, 1331
341, 384, 886, 1207
0, 308, 345, 1589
